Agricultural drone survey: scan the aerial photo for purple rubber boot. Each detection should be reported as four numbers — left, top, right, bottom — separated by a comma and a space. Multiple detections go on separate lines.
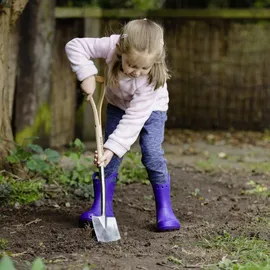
152, 175, 180, 231
79, 172, 118, 228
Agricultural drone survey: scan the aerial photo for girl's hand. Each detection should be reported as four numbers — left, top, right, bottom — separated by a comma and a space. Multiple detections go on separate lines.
94, 149, 114, 167
81, 75, 96, 100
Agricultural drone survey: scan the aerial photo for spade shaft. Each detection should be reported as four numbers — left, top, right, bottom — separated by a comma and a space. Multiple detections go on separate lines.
87, 75, 121, 243
99, 165, 105, 217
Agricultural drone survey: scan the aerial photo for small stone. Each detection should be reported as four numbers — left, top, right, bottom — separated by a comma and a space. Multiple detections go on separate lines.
218, 152, 227, 159
65, 202, 71, 208
203, 151, 209, 157
34, 200, 44, 207
14, 202, 20, 209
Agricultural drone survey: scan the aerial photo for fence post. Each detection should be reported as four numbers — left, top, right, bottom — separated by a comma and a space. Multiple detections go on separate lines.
50, 19, 84, 148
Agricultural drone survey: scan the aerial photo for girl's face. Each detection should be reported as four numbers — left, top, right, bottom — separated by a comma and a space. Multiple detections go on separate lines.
121, 52, 155, 78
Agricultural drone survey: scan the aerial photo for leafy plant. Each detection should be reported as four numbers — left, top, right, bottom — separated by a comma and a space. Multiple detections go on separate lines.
2, 139, 151, 204
2, 138, 97, 204
118, 152, 148, 185
0, 176, 45, 205
59, 139, 96, 198
0, 255, 45, 270
191, 188, 201, 197
243, 180, 270, 197
7, 143, 60, 174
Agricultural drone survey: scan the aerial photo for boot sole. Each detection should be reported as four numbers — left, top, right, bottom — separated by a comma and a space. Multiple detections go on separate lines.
157, 225, 180, 232
78, 219, 93, 228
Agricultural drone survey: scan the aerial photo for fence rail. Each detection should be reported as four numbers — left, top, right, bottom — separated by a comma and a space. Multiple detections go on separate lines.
55, 7, 270, 19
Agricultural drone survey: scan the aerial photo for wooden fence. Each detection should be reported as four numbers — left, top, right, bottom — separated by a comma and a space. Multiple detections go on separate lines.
12, 7, 270, 147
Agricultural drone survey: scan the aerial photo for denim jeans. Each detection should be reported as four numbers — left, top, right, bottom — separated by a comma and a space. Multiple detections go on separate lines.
104, 103, 169, 184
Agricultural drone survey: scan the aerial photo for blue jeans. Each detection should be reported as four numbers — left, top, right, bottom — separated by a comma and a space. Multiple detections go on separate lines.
104, 103, 168, 184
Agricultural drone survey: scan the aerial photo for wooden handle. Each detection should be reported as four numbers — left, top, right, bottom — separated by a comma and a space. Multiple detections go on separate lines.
95, 75, 105, 84
88, 76, 106, 163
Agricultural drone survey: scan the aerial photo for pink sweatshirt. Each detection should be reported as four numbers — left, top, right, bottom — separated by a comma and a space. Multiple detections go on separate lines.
65, 35, 169, 158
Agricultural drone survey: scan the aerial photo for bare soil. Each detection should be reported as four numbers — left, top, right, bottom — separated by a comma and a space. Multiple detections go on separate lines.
0, 132, 269, 270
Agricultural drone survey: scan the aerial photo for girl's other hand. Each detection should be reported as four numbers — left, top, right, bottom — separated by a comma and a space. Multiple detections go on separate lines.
94, 149, 114, 167
81, 75, 96, 100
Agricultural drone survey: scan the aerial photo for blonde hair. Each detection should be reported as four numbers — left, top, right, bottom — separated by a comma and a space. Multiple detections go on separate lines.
108, 19, 170, 90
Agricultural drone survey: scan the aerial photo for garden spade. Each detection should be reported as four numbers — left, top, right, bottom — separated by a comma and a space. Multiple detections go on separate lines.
88, 75, 121, 243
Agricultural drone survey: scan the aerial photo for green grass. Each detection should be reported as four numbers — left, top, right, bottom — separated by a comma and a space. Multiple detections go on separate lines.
209, 257, 270, 270
196, 158, 220, 172
246, 162, 270, 174
0, 239, 8, 251
197, 231, 270, 268
195, 154, 270, 174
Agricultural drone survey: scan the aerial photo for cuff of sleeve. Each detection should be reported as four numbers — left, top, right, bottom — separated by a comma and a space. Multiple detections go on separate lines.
75, 62, 98, 81
104, 139, 128, 158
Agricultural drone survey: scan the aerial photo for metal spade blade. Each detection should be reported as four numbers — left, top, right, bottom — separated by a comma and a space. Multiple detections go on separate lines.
92, 166, 121, 243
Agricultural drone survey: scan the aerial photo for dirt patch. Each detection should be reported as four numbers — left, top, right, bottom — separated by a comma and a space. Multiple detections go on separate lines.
1, 164, 269, 270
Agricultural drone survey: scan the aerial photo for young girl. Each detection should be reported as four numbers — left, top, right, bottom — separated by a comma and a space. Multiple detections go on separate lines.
65, 18, 180, 231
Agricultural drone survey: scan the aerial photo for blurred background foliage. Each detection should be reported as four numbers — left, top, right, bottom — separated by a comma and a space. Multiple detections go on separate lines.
56, 0, 270, 8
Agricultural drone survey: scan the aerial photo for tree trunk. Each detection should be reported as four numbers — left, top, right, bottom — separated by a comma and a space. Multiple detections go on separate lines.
0, 0, 28, 169
8, 22, 20, 119
15, 0, 55, 147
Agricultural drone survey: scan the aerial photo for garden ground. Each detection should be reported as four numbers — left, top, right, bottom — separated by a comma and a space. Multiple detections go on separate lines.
0, 130, 269, 270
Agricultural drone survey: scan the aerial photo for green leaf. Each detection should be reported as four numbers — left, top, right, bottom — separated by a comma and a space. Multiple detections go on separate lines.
218, 258, 234, 268
83, 175, 91, 183
70, 138, 85, 155
31, 154, 44, 161
44, 149, 60, 163
74, 138, 84, 148
0, 255, 16, 270
28, 144, 44, 154
71, 170, 80, 180
31, 258, 45, 270
69, 153, 79, 162
6, 147, 31, 164
167, 256, 183, 265
17, 147, 31, 160
6, 154, 20, 164
75, 163, 85, 172
26, 159, 50, 173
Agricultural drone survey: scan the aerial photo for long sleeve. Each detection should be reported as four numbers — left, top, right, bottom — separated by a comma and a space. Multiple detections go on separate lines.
104, 82, 157, 158
65, 35, 119, 81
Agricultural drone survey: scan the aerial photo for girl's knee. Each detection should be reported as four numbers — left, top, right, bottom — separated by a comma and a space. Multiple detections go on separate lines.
141, 152, 165, 167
